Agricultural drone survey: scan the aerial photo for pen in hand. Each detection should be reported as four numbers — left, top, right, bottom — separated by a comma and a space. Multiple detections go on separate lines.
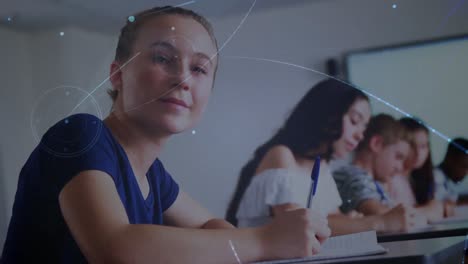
307, 156, 321, 209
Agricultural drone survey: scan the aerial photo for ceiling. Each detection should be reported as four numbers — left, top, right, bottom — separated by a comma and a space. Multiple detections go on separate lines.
0, 0, 318, 33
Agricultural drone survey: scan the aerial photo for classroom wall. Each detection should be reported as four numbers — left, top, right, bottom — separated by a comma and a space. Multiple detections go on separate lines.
0, 26, 115, 251
1, 0, 468, 250
0, 27, 35, 251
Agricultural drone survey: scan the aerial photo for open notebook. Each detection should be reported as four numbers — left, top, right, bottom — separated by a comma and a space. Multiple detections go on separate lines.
254, 230, 387, 264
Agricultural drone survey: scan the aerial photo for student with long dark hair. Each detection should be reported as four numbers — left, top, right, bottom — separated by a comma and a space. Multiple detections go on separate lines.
226, 79, 416, 235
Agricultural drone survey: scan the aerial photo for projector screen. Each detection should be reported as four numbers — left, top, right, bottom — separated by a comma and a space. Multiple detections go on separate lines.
345, 34, 468, 192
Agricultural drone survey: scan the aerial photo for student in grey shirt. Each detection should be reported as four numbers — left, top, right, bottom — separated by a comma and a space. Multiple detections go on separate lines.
333, 114, 427, 229
334, 164, 393, 214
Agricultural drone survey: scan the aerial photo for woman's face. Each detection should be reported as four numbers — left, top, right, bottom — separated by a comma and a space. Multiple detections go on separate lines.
411, 130, 430, 169
112, 15, 218, 135
333, 98, 371, 158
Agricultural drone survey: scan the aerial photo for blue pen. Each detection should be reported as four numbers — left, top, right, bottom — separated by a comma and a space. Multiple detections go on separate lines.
307, 156, 321, 208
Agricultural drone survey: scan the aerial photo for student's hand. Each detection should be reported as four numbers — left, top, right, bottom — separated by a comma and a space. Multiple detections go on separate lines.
270, 203, 302, 216
382, 204, 428, 232
414, 200, 444, 223
406, 207, 428, 230
261, 208, 331, 259
347, 210, 364, 219
443, 201, 456, 217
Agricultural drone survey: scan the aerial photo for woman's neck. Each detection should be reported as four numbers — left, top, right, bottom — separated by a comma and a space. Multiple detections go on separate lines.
104, 112, 169, 178
295, 155, 328, 173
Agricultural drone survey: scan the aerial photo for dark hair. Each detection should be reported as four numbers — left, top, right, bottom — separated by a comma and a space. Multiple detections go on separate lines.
355, 113, 409, 153
446, 137, 468, 159
225, 79, 369, 225
400, 117, 434, 205
108, 6, 218, 101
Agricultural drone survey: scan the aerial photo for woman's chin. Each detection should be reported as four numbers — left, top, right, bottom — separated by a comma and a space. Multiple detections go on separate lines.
165, 120, 194, 134
332, 150, 348, 159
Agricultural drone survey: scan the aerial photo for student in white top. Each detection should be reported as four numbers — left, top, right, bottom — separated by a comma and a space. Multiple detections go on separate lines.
226, 79, 417, 235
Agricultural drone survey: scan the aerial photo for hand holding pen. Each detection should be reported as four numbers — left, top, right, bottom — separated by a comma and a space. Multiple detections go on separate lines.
264, 155, 330, 256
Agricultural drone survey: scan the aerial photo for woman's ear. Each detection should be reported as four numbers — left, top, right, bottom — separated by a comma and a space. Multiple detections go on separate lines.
109, 61, 123, 93
369, 135, 384, 153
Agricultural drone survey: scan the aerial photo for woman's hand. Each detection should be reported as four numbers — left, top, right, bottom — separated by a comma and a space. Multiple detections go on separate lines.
261, 208, 331, 259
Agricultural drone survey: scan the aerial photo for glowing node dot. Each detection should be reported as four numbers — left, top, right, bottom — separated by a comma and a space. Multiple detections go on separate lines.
192, 130, 196, 135
347, 199, 352, 203
59, 32, 64, 36
128, 16, 135, 23
64, 119, 69, 124
7, 17, 12, 22
171, 26, 176, 31
392, 4, 397, 9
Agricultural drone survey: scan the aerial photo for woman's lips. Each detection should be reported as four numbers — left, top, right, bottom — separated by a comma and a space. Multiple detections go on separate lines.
160, 98, 189, 108
346, 142, 356, 151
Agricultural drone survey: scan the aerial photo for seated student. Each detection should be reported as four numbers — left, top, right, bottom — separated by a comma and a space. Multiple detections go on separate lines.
1, 6, 330, 263
434, 137, 468, 204
333, 114, 427, 228
387, 117, 444, 221
226, 79, 418, 235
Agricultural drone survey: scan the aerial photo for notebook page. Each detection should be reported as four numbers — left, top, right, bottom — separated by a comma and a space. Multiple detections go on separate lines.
318, 230, 381, 256
254, 231, 387, 264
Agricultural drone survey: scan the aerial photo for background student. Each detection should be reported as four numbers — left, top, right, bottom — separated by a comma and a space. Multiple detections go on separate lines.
434, 137, 468, 205
333, 114, 428, 230
387, 117, 444, 221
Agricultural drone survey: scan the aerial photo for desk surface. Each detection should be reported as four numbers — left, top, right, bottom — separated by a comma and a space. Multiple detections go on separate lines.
293, 236, 465, 264
378, 221, 468, 242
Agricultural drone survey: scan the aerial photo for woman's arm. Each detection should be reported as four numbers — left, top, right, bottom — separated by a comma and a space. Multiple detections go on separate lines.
59, 170, 330, 264
357, 199, 392, 215
328, 214, 383, 236
163, 190, 235, 229
329, 204, 428, 235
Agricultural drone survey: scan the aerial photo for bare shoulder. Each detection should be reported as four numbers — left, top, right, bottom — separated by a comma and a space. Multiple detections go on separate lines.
255, 145, 298, 174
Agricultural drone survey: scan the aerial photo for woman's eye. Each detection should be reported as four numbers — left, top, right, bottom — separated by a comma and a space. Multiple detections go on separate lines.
192, 66, 207, 74
152, 55, 170, 64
